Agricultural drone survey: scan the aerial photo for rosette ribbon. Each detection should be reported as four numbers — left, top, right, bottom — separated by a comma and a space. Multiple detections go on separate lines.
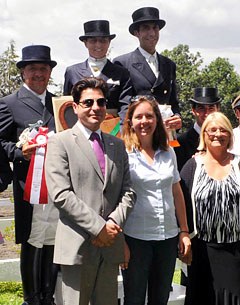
24, 127, 49, 204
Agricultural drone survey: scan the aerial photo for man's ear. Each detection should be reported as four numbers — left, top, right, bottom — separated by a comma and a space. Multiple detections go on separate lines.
133, 30, 139, 38
72, 102, 78, 114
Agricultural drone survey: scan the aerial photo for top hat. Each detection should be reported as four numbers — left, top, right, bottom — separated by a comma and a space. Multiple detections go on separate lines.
129, 7, 166, 35
79, 20, 116, 41
189, 87, 221, 105
231, 94, 240, 109
16, 45, 57, 69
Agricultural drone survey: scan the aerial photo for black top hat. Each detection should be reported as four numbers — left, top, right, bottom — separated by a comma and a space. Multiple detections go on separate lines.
79, 20, 116, 41
129, 7, 166, 35
16, 45, 57, 69
231, 95, 240, 109
189, 87, 221, 105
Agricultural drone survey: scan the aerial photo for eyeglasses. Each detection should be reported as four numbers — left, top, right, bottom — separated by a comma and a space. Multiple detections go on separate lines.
78, 98, 107, 108
205, 128, 229, 136
131, 95, 156, 104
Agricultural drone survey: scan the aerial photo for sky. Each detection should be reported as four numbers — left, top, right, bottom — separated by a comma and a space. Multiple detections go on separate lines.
1, 0, 240, 86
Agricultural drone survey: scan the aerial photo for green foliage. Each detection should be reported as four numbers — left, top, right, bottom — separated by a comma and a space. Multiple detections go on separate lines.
0, 40, 22, 97
0, 281, 23, 297
4, 221, 15, 242
0, 293, 22, 305
201, 57, 240, 127
162, 44, 240, 130
3, 220, 21, 254
162, 44, 203, 129
173, 269, 181, 284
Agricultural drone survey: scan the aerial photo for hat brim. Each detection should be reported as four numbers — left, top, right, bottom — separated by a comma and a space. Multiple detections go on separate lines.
16, 60, 57, 69
129, 19, 166, 35
79, 34, 116, 41
190, 97, 222, 105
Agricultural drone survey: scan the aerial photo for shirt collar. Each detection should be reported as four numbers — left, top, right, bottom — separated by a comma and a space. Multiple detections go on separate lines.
76, 121, 102, 140
23, 83, 46, 105
193, 122, 201, 134
138, 47, 157, 62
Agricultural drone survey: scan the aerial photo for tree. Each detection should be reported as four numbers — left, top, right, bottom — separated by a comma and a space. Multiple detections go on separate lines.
162, 44, 240, 130
162, 44, 203, 129
0, 40, 22, 97
0, 40, 61, 97
201, 57, 240, 127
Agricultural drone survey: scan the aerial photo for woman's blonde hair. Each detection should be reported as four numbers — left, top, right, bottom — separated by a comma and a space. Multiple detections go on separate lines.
122, 95, 169, 152
198, 112, 233, 151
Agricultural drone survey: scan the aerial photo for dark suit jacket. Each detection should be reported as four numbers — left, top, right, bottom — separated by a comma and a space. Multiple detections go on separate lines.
0, 144, 12, 192
113, 48, 180, 114
45, 124, 136, 265
0, 86, 56, 243
63, 59, 133, 121
174, 126, 199, 171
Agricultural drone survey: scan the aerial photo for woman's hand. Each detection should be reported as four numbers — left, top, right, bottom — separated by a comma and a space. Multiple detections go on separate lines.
178, 232, 192, 265
120, 240, 130, 270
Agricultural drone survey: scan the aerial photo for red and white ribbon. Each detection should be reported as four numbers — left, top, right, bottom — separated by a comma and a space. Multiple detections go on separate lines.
24, 127, 49, 204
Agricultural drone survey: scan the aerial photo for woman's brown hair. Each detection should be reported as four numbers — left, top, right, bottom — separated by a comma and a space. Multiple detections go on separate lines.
122, 95, 169, 152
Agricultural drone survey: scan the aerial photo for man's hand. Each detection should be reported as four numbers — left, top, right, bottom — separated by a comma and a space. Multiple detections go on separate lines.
92, 220, 122, 247
22, 142, 40, 161
164, 115, 182, 130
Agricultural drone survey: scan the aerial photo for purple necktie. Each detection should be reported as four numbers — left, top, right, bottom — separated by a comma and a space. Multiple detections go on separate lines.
90, 132, 105, 176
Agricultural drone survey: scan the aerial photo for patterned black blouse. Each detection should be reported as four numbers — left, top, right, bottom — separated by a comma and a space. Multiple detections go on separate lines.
194, 164, 240, 243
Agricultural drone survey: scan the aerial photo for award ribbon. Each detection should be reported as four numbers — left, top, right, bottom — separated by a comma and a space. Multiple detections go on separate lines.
24, 127, 49, 204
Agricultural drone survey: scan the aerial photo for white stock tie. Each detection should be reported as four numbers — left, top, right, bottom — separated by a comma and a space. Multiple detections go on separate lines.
148, 55, 158, 77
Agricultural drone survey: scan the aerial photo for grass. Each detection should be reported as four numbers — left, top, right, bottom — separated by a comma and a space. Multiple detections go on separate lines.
0, 282, 22, 305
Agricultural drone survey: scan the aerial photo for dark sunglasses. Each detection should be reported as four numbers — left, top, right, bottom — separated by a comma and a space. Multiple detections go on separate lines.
78, 98, 107, 108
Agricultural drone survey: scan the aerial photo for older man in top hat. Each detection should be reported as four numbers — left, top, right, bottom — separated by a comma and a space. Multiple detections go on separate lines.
113, 6, 182, 131
63, 19, 133, 124
230, 94, 240, 155
175, 87, 221, 172
0, 45, 59, 305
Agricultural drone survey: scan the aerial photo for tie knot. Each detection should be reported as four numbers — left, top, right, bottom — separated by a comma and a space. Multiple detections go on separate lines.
148, 55, 155, 64
90, 132, 100, 141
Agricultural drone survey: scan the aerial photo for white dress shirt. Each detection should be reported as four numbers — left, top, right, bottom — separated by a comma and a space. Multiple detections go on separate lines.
139, 46, 159, 77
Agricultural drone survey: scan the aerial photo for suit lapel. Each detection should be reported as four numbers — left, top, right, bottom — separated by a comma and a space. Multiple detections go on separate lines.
153, 53, 165, 88
42, 91, 54, 126
18, 86, 44, 114
72, 125, 104, 182
131, 49, 156, 85
18, 87, 54, 127
83, 60, 94, 76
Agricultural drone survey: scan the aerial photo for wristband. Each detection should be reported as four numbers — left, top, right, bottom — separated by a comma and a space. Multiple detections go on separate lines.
179, 230, 189, 234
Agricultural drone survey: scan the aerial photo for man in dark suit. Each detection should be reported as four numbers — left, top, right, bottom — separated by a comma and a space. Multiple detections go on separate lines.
63, 20, 133, 123
0, 144, 12, 192
175, 87, 221, 172
46, 77, 136, 305
113, 6, 181, 130
0, 45, 59, 305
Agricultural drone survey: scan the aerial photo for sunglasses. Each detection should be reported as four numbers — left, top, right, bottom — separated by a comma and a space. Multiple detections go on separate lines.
78, 98, 107, 108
